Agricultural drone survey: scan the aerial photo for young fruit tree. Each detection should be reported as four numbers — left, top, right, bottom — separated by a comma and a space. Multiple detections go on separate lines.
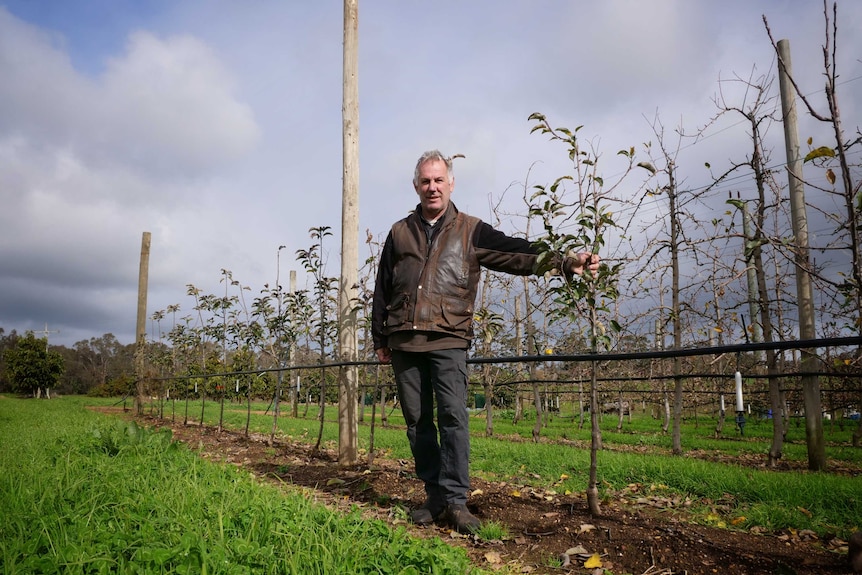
527, 112, 653, 515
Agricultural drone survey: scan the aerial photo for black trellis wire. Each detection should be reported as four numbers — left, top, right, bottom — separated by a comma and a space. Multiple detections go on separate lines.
148, 335, 862, 383
132, 336, 862, 424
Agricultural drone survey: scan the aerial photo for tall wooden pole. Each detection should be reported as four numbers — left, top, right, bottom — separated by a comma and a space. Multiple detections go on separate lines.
777, 39, 824, 470
338, 0, 360, 465
134, 231, 151, 415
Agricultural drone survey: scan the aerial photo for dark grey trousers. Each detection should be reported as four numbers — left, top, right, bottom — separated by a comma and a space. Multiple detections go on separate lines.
391, 348, 470, 506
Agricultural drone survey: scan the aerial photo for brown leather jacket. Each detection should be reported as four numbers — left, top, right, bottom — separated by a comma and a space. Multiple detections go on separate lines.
372, 203, 541, 351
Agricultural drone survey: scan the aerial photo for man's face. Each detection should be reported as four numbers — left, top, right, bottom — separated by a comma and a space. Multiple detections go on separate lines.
414, 159, 454, 220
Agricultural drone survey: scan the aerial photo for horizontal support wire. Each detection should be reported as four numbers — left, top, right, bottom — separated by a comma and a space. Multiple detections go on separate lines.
150, 336, 862, 382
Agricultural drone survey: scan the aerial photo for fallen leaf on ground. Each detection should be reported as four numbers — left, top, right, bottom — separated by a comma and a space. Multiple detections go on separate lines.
565, 545, 589, 556
584, 553, 603, 568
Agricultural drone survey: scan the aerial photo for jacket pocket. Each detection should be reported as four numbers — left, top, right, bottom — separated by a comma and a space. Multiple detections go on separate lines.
385, 293, 409, 329
438, 296, 473, 333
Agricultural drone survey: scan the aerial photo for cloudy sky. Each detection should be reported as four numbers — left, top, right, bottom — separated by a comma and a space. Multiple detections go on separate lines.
1, 0, 861, 347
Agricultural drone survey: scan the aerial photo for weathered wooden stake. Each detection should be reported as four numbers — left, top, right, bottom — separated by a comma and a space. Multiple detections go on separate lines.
338, 0, 360, 465
134, 231, 151, 415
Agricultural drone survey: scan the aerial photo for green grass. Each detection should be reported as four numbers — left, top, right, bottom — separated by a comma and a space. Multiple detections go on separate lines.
91, 396, 862, 539
475, 521, 510, 542
0, 396, 480, 574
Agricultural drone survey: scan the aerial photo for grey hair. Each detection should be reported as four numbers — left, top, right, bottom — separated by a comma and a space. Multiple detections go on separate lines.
413, 150, 455, 186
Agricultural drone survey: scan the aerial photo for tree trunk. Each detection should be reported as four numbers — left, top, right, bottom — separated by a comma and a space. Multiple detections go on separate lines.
218, 385, 225, 434
512, 296, 525, 425
271, 370, 282, 444
662, 390, 671, 434
200, 384, 206, 427
853, 404, 862, 447
667, 164, 685, 456
616, 387, 625, 432
586, 359, 602, 516
513, 394, 523, 425
578, 380, 585, 431
526, 312, 543, 441
380, 381, 388, 427
484, 375, 493, 437
289, 272, 299, 419
314, 366, 326, 452
531, 365, 542, 442
368, 366, 380, 465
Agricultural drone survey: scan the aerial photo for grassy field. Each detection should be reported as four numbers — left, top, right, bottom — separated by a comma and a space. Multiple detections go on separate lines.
0, 396, 478, 574
5, 394, 858, 574
123, 394, 862, 539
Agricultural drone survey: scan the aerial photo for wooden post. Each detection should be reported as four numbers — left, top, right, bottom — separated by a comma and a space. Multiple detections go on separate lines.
777, 39, 824, 470
338, 0, 360, 465
134, 231, 151, 415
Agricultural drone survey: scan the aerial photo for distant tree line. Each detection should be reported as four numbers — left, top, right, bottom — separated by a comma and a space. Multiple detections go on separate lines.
0, 328, 136, 397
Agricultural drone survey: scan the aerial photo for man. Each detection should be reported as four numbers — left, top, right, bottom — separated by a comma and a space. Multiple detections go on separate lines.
372, 150, 599, 533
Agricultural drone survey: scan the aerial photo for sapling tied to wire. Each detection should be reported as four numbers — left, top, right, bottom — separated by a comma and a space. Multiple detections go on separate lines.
527, 112, 654, 515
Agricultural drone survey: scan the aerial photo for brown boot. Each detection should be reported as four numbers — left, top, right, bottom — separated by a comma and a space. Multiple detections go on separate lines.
444, 504, 481, 534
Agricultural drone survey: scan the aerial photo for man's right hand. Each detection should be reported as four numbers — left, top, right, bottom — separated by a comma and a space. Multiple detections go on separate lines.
376, 347, 392, 364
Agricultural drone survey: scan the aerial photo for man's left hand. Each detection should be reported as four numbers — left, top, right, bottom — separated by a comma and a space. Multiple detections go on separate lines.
568, 252, 600, 276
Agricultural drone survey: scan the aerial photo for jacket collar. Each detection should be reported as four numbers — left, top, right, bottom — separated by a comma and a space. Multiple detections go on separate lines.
413, 202, 459, 226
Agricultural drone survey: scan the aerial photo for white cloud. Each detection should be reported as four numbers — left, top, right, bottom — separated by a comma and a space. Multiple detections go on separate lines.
97, 31, 260, 178
1, 1, 861, 347
0, 6, 263, 343
0, 8, 87, 139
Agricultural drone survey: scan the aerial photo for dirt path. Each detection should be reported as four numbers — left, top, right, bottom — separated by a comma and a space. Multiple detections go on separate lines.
116, 411, 854, 575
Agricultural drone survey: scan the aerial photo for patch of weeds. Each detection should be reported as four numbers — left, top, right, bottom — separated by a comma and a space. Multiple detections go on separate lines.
391, 505, 409, 522
87, 420, 173, 456
476, 521, 510, 541
374, 493, 392, 505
